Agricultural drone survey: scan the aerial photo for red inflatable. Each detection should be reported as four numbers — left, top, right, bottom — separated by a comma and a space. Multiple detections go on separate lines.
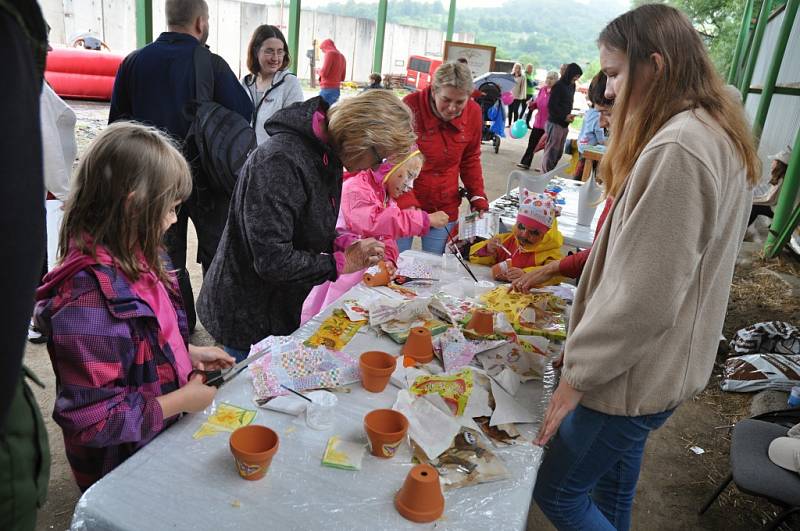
45, 48, 124, 101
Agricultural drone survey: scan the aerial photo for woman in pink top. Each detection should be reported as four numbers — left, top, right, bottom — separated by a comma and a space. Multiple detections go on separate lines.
517, 70, 559, 170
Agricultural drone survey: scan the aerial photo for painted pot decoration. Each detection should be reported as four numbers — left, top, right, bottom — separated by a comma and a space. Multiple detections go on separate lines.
229, 425, 279, 481
363, 409, 409, 458
364, 261, 391, 287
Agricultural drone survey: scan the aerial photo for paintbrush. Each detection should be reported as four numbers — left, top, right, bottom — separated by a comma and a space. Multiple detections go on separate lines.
280, 384, 313, 403
444, 225, 479, 283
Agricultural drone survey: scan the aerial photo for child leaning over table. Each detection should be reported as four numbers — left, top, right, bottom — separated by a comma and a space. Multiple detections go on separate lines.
33, 122, 235, 491
469, 190, 563, 283
301, 148, 449, 323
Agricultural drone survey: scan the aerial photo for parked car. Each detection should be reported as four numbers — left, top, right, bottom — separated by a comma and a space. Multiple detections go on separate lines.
405, 55, 442, 91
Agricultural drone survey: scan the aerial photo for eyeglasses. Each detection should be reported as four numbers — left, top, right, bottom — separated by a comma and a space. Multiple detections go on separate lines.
259, 47, 286, 58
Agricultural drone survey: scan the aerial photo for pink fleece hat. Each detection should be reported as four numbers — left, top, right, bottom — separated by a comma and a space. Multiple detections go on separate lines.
517, 189, 556, 233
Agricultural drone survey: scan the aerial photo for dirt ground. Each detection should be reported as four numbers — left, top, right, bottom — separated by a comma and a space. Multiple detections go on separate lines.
28, 100, 800, 530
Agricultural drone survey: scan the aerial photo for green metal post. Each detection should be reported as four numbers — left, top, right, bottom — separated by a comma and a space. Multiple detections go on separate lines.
739, 0, 772, 100
372, 0, 387, 74
287, 0, 301, 74
446, 0, 456, 42
765, 128, 800, 257
136, 0, 153, 48
752, 0, 799, 140
728, 0, 754, 84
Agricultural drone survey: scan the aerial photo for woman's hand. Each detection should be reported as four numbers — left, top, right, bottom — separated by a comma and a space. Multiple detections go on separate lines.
534, 379, 583, 446
511, 260, 560, 292
343, 238, 385, 273
189, 345, 236, 371
428, 211, 450, 229
506, 267, 525, 281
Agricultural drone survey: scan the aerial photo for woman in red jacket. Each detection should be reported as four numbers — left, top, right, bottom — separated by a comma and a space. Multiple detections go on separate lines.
396, 61, 489, 254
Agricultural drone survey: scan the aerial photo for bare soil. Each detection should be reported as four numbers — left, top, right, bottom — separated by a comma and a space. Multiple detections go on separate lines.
30, 101, 800, 530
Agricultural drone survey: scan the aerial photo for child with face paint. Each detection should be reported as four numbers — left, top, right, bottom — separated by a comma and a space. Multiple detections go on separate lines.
301, 148, 449, 323
469, 189, 563, 283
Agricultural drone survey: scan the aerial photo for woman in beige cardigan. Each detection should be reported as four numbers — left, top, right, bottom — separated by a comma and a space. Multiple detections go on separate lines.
532, 5, 761, 530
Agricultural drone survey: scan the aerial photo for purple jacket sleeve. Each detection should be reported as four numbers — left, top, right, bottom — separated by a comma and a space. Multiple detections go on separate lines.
50, 300, 165, 448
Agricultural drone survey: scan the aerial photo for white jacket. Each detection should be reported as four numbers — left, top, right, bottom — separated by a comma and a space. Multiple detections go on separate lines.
40, 83, 76, 200
241, 70, 304, 145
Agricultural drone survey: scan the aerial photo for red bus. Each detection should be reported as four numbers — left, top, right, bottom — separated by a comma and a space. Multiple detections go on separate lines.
405, 55, 442, 91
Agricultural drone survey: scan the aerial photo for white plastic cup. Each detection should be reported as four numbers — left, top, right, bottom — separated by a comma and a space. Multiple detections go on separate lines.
306, 391, 338, 430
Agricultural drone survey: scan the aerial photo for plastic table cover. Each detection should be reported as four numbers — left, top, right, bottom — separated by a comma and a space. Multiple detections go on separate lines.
492, 178, 601, 249
71, 251, 557, 531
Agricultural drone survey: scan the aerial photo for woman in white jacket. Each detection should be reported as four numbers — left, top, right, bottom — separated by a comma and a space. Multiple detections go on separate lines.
242, 25, 304, 145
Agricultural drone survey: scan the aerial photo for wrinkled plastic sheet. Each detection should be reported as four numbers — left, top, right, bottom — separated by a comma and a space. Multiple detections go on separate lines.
71, 251, 557, 531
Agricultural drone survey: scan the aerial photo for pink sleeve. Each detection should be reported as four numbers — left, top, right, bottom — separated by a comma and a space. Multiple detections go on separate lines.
333, 232, 359, 253
344, 195, 430, 240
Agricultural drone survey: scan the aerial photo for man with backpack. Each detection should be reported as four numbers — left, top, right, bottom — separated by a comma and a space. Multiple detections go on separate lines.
109, 0, 253, 332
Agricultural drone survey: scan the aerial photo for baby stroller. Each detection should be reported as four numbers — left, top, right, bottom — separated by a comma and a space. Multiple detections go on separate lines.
475, 81, 504, 154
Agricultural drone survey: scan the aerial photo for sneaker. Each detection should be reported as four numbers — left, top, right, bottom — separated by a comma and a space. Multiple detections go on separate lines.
516, 163, 530, 170
28, 321, 47, 344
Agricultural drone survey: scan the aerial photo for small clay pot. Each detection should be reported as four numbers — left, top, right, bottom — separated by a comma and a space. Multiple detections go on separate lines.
363, 409, 408, 458
395, 464, 445, 523
359, 351, 396, 393
363, 261, 391, 287
401, 327, 434, 363
491, 259, 511, 280
466, 309, 494, 336
229, 425, 279, 481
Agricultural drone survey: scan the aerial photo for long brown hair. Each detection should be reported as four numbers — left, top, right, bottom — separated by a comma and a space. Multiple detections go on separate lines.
59, 122, 192, 283
598, 4, 760, 197
246, 25, 290, 76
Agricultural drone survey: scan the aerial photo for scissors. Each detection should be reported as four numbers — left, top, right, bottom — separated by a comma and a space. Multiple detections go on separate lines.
393, 275, 439, 285
187, 347, 271, 388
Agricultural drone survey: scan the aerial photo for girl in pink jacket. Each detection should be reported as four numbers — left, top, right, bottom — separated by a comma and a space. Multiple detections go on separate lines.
301, 149, 449, 323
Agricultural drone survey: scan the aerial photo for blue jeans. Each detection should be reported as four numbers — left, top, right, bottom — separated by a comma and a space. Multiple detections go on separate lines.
534, 405, 673, 531
319, 88, 340, 105
396, 221, 457, 255
224, 346, 249, 363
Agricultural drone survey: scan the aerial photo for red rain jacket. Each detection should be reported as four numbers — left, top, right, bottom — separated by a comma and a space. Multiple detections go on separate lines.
397, 87, 487, 220
319, 39, 346, 88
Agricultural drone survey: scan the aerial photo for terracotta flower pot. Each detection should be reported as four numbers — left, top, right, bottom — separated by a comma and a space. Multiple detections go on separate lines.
359, 351, 396, 393
466, 309, 494, 336
363, 409, 408, 458
229, 425, 279, 481
401, 327, 434, 363
364, 261, 391, 287
491, 259, 511, 280
395, 464, 445, 523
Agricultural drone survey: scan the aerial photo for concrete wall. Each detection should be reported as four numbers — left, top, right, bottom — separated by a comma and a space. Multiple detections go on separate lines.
39, 0, 474, 83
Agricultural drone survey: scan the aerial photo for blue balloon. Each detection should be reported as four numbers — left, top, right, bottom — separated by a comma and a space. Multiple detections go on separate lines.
510, 119, 527, 139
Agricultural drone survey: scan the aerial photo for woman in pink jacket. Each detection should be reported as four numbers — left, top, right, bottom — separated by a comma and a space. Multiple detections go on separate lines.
301, 149, 449, 323
517, 70, 559, 170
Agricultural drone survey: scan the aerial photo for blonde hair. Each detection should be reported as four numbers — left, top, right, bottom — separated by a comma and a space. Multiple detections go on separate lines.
60, 122, 193, 283
431, 61, 473, 95
546, 71, 559, 84
382, 149, 423, 184
327, 90, 417, 163
598, 4, 760, 197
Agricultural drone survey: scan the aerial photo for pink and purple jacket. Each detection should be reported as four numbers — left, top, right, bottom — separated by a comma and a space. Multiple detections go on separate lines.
301, 169, 430, 323
33, 250, 188, 491
528, 86, 551, 130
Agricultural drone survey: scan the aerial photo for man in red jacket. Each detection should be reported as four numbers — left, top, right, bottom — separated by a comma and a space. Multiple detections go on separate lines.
396, 61, 489, 255
319, 39, 346, 105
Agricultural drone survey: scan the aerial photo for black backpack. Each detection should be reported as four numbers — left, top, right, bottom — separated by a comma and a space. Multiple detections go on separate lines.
184, 46, 255, 197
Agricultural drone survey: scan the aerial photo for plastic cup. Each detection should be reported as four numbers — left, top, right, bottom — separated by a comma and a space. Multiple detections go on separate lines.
306, 391, 338, 430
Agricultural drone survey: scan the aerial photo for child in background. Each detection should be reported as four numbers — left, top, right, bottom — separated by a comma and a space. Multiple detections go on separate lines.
574, 72, 612, 178
469, 189, 563, 283
301, 149, 449, 322
34, 122, 234, 490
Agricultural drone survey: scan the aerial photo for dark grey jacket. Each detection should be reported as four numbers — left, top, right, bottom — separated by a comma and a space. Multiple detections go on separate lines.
197, 97, 343, 349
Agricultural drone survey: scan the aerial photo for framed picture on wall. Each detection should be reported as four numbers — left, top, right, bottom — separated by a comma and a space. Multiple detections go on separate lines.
443, 41, 496, 77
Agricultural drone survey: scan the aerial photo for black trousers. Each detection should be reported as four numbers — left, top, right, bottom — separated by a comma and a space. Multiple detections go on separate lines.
508, 98, 526, 125
520, 127, 546, 167
748, 204, 773, 227
164, 188, 230, 333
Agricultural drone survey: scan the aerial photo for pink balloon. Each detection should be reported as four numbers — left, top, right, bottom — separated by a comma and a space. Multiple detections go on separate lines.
500, 91, 514, 105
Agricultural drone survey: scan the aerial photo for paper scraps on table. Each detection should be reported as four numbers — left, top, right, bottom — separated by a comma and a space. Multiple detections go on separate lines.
413, 428, 511, 491
249, 336, 360, 400
192, 402, 257, 440
480, 287, 567, 340
475, 417, 522, 446
489, 378, 536, 427
322, 436, 366, 470
434, 327, 507, 373
477, 341, 546, 382
494, 367, 521, 396
341, 299, 369, 322
383, 318, 450, 344
304, 309, 365, 350
430, 293, 481, 326
531, 283, 576, 303
395, 256, 434, 280
367, 297, 433, 327
409, 369, 474, 416
394, 390, 461, 460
